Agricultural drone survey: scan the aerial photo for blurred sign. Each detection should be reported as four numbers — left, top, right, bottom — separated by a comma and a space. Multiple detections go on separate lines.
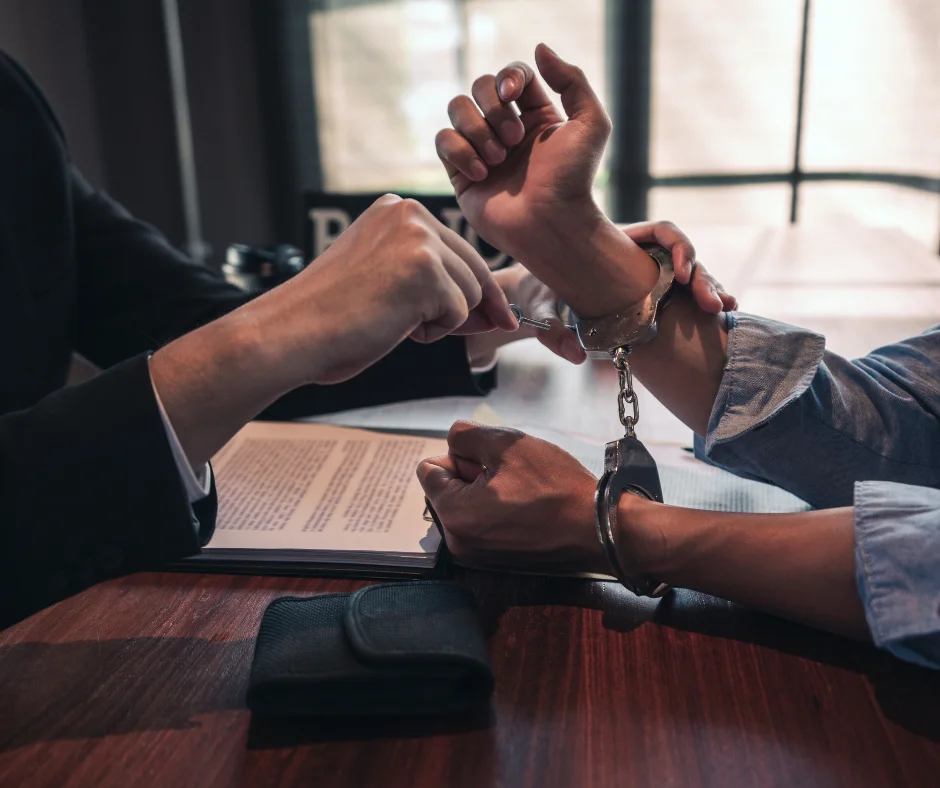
304, 192, 510, 269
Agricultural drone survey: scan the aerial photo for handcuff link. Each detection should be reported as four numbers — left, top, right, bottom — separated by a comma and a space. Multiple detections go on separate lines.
510, 243, 675, 597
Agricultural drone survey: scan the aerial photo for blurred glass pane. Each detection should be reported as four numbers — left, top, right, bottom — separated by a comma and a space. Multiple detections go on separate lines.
798, 182, 940, 250
465, 0, 609, 203
649, 184, 791, 226
309, 0, 605, 194
310, 0, 462, 193
650, 0, 802, 176
802, 0, 940, 175
464, 1, 606, 100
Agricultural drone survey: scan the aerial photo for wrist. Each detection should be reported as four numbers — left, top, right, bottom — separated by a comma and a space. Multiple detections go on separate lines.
229, 284, 339, 388
571, 483, 612, 576
526, 203, 660, 319
150, 311, 296, 468
217, 305, 314, 394
613, 493, 675, 578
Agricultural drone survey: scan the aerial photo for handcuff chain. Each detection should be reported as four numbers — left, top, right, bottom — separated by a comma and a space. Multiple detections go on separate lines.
614, 346, 639, 437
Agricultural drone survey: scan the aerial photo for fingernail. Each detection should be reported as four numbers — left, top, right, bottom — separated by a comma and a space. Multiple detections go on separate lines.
498, 78, 515, 101
469, 159, 487, 180
483, 139, 506, 164
500, 119, 523, 146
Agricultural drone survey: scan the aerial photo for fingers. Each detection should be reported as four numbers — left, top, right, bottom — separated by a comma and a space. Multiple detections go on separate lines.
523, 289, 585, 364
410, 274, 473, 344
493, 59, 556, 115
436, 243, 484, 323
719, 289, 738, 311
416, 454, 461, 496
437, 226, 517, 332
435, 127, 487, 188
537, 320, 586, 364
447, 94, 507, 167
689, 262, 737, 314
471, 74, 525, 147
618, 220, 738, 311
446, 420, 523, 468
533, 43, 610, 139
620, 221, 696, 285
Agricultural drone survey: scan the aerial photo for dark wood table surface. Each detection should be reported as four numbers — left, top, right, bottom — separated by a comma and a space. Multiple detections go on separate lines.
1, 569, 939, 788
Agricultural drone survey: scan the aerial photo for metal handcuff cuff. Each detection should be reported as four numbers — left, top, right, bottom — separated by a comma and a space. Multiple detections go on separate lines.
510, 243, 674, 597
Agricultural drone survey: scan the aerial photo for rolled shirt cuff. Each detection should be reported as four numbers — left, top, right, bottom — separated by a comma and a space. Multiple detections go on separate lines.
703, 312, 826, 451
854, 480, 940, 669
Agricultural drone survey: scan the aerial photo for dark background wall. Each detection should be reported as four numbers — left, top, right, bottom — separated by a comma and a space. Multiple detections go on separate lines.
0, 0, 106, 186
0, 0, 282, 267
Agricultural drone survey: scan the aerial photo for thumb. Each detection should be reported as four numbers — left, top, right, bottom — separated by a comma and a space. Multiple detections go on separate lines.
534, 43, 610, 136
525, 287, 586, 365
538, 321, 587, 365
416, 455, 468, 502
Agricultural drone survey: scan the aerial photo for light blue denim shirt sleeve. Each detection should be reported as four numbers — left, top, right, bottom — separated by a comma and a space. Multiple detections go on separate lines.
694, 313, 940, 668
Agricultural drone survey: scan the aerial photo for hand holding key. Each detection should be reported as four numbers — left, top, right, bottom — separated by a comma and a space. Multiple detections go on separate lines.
510, 305, 553, 331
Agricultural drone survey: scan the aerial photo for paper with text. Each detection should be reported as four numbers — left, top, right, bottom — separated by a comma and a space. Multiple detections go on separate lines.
206, 422, 446, 556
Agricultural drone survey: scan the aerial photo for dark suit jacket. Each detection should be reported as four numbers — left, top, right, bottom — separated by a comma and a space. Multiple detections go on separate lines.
0, 53, 492, 627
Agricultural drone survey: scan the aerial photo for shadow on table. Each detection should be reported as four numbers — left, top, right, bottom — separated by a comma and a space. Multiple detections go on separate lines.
0, 637, 252, 752
246, 707, 492, 749
651, 590, 940, 742
463, 570, 940, 743
0, 635, 495, 753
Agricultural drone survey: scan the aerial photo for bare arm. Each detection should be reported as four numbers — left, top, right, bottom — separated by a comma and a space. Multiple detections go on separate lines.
619, 495, 868, 640
629, 289, 729, 436
151, 196, 517, 468
418, 424, 868, 642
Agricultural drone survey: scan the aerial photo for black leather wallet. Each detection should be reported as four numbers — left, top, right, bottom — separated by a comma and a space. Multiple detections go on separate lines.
246, 581, 494, 717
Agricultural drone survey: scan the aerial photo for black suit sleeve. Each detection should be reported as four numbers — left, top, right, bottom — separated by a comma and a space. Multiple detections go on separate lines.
69, 166, 494, 416
0, 53, 494, 628
0, 355, 206, 628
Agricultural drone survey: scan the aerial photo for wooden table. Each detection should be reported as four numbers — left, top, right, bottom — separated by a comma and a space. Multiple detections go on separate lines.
2, 570, 940, 788
3, 225, 940, 787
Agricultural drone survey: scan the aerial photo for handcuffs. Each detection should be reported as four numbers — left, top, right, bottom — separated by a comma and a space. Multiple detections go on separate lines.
510, 243, 675, 597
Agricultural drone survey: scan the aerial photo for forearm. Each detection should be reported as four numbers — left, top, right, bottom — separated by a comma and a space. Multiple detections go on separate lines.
628, 289, 729, 436
150, 308, 298, 469
520, 207, 660, 319
619, 495, 869, 640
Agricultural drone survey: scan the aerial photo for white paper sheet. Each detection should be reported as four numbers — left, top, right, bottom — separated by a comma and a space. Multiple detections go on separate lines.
206, 422, 446, 559
518, 425, 811, 514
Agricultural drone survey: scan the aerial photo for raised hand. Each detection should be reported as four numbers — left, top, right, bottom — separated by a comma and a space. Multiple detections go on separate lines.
436, 44, 660, 318
436, 44, 610, 246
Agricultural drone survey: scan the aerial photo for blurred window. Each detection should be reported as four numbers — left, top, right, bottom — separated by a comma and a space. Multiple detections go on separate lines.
298, 0, 940, 249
